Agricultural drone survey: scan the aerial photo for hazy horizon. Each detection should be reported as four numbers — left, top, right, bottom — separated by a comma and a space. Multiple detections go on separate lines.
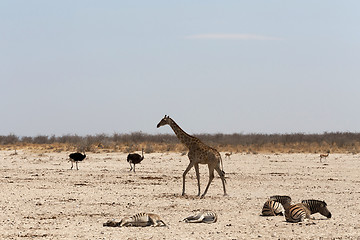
2, 129, 359, 139
1, 1, 359, 136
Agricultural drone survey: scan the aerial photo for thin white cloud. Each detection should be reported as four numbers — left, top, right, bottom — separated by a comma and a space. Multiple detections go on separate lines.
185, 34, 284, 41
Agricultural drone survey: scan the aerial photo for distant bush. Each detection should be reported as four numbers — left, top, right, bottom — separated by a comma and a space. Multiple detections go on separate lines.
0, 132, 359, 153
32, 135, 51, 144
0, 134, 19, 145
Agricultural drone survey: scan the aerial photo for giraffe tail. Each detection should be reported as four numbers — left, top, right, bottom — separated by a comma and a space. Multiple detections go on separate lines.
220, 156, 226, 176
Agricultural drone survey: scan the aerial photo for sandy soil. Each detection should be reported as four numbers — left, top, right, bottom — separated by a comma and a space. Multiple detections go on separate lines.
0, 150, 359, 239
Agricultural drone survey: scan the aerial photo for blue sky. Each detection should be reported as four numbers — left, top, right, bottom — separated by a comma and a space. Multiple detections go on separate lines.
1, 1, 359, 136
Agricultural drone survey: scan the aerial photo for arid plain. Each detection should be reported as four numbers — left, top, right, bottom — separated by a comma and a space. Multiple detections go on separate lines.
1, 149, 359, 239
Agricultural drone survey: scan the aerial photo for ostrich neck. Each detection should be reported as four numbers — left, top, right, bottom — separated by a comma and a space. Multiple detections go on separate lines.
168, 119, 199, 149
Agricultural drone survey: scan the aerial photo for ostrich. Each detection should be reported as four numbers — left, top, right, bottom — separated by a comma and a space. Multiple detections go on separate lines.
127, 148, 144, 172
69, 152, 86, 170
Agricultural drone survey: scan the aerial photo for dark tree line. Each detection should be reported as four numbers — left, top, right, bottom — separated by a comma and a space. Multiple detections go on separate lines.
1, 132, 360, 153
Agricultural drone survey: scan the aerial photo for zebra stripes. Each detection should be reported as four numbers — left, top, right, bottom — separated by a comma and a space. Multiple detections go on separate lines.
261, 195, 292, 216
103, 199, 332, 228
262, 200, 285, 216
261, 196, 332, 223
269, 195, 292, 205
182, 210, 217, 223
285, 203, 311, 223
301, 199, 332, 218
285, 200, 331, 223
122, 212, 167, 227
103, 212, 167, 227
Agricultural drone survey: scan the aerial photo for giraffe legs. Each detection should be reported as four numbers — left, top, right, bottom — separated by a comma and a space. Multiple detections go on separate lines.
182, 162, 194, 196
194, 163, 201, 196
200, 164, 227, 198
201, 166, 214, 199
182, 157, 227, 198
215, 165, 227, 196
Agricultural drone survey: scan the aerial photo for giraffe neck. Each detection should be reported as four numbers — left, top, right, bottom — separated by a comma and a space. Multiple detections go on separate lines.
168, 118, 199, 149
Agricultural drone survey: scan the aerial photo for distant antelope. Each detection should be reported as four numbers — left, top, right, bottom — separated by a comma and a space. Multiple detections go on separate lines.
319, 152, 329, 162
225, 152, 232, 160
182, 210, 217, 223
103, 212, 167, 227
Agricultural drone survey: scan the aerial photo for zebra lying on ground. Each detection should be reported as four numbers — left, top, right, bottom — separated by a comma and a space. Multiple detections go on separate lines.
262, 200, 285, 216
182, 210, 217, 223
284, 203, 311, 223
261, 195, 292, 216
284, 199, 331, 223
301, 199, 332, 219
103, 212, 167, 227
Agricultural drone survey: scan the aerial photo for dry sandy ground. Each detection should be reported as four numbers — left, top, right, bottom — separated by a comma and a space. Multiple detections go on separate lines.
1, 150, 359, 239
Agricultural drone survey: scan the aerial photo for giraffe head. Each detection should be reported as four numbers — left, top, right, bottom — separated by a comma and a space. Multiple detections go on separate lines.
157, 115, 171, 128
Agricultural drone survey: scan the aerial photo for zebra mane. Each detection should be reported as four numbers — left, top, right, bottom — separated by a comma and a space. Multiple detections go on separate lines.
269, 195, 292, 204
301, 199, 327, 206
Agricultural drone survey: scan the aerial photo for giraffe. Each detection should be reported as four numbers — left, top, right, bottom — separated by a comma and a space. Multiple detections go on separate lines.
156, 115, 227, 199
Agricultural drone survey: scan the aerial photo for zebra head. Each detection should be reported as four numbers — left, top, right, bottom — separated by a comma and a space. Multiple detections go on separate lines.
301, 199, 331, 218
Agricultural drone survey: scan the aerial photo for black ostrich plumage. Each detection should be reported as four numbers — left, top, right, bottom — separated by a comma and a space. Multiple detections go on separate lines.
127, 149, 144, 172
69, 152, 86, 170
69, 152, 86, 162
